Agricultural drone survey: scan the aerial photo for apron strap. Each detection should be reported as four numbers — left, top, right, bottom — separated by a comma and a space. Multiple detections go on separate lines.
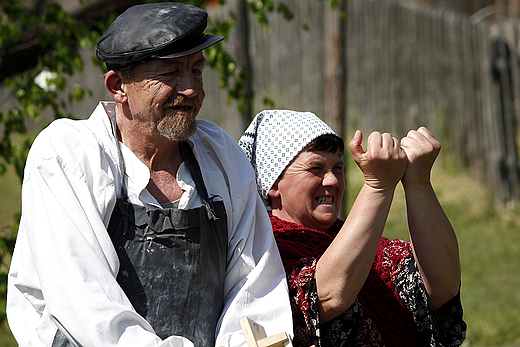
179, 141, 219, 220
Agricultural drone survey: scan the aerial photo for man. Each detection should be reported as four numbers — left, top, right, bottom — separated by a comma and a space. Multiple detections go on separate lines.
6, 3, 293, 346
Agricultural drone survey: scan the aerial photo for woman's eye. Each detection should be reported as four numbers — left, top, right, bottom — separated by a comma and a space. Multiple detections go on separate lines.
309, 167, 324, 174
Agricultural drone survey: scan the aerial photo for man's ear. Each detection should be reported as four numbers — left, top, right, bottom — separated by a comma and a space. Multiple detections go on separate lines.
105, 70, 127, 104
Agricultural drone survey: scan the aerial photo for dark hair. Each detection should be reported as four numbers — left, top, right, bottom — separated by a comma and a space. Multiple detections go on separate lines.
303, 134, 344, 156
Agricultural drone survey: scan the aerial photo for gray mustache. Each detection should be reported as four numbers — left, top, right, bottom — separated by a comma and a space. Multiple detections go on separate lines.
164, 95, 199, 109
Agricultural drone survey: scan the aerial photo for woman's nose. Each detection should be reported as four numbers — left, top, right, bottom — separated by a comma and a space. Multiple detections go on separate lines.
322, 170, 340, 187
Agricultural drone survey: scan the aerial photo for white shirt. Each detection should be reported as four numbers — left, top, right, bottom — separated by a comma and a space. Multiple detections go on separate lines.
7, 102, 293, 347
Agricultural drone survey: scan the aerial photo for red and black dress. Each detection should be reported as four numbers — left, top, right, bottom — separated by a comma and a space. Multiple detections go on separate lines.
270, 213, 466, 347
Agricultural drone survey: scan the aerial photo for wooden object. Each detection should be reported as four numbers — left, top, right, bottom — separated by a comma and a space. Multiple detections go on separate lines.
239, 317, 293, 347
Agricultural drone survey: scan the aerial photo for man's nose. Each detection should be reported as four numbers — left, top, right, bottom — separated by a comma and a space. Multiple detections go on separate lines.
175, 72, 198, 98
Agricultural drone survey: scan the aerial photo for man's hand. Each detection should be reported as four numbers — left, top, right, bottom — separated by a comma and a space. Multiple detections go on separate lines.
349, 130, 407, 191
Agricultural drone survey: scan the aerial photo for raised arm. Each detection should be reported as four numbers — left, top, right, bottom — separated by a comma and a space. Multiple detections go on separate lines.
400, 127, 461, 311
316, 130, 407, 322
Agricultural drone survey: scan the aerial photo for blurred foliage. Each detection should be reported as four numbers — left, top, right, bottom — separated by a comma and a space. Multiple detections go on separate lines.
1, 1, 95, 178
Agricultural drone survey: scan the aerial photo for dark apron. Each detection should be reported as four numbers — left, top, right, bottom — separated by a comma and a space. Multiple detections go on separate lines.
53, 117, 228, 347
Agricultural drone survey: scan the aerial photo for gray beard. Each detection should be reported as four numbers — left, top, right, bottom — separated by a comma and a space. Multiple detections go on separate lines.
157, 114, 198, 142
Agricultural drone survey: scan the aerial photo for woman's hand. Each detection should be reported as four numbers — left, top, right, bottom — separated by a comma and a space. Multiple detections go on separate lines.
349, 130, 407, 191
400, 126, 441, 187
399, 127, 461, 310
318, 129, 406, 321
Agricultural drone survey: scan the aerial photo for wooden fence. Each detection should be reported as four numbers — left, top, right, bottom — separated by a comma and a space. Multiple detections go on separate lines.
344, 0, 520, 206
7, 0, 519, 205
203, 0, 520, 205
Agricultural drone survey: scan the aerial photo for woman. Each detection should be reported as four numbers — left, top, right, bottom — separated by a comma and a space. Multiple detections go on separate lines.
239, 110, 466, 346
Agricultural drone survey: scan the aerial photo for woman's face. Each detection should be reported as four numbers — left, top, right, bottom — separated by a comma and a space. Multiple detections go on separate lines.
269, 149, 344, 232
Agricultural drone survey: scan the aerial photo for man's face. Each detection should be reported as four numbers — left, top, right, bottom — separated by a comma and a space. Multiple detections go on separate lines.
121, 52, 206, 141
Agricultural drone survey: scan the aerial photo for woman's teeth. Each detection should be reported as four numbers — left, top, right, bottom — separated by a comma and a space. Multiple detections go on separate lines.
316, 197, 334, 204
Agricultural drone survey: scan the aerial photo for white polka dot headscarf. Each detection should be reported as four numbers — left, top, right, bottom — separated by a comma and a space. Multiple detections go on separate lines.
238, 109, 337, 203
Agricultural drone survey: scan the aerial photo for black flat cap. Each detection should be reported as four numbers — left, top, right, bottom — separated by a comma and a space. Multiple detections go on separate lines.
96, 2, 224, 70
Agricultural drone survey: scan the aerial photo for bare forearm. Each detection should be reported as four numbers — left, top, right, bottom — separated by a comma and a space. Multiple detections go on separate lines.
404, 183, 461, 310
316, 183, 395, 322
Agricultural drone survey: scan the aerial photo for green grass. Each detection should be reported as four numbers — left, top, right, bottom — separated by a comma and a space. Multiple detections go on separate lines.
0, 322, 16, 347
0, 164, 20, 347
0, 165, 21, 234
0, 159, 519, 346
